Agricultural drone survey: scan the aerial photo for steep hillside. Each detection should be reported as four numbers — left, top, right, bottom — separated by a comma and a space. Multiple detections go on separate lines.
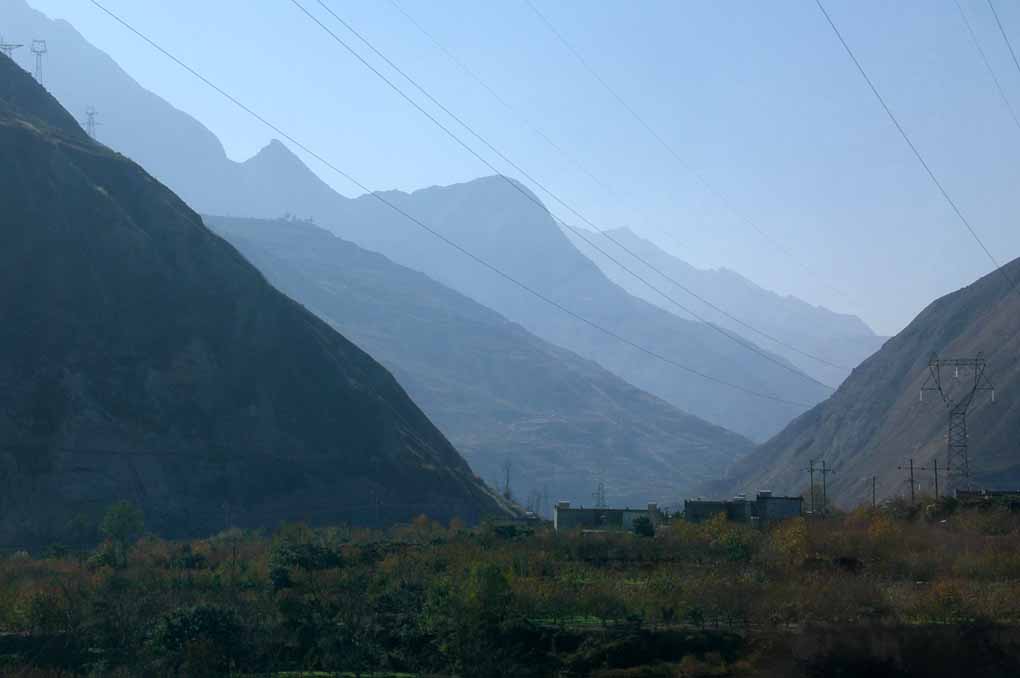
563, 226, 887, 387
0, 54, 508, 543
7, 0, 827, 440
207, 215, 753, 508
330, 179, 830, 441
720, 259, 1020, 505
1, 0, 351, 220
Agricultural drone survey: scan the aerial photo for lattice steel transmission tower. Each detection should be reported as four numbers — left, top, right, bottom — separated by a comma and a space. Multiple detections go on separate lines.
30, 39, 46, 82
84, 106, 100, 139
592, 480, 607, 508
0, 35, 23, 59
921, 353, 995, 483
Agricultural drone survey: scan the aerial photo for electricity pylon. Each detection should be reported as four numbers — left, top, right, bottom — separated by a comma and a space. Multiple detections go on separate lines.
921, 353, 995, 485
30, 39, 46, 82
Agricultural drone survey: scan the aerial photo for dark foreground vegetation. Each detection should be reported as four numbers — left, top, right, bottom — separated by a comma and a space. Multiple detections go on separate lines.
4, 497, 1020, 677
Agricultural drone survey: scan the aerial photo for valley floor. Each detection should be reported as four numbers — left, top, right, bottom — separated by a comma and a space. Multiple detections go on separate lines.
3, 498, 1020, 677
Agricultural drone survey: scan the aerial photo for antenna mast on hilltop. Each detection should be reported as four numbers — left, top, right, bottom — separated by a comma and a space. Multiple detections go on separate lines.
30, 39, 46, 82
921, 353, 995, 485
0, 35, 23, 59
84, 106, 100, 139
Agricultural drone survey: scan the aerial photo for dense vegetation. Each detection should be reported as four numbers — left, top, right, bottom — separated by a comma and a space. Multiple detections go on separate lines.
4, 498, 1020, 677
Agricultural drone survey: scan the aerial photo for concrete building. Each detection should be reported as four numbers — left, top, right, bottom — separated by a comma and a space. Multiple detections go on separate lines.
684, 491, 802, 526
553, 501, 661, 532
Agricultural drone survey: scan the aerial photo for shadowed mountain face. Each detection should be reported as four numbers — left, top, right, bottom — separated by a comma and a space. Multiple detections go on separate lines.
562, 226, 887, 387
718, 260, 1020, 506
207, 215, 754, 509
0, 54, 509, 543
9, 0, 828, 441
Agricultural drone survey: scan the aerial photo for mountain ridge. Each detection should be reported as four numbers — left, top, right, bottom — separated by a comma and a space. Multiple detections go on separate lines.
9, 0, 828, 440
562, 225, 886, 387
0, 52, 509, 542
206, 214, 754, 508
716, 257, 1020, 505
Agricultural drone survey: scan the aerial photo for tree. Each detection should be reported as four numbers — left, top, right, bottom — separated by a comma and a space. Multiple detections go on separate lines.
100, 501, 144, 566
632, 516, 655, 537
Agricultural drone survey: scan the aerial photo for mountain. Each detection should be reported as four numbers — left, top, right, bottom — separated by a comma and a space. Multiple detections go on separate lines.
718, 259, 1020, 506
327, 179, 830, 441
206, 215, 754, 509
562, 226, 886, 387
1, 0, 352, 221
0, 53, 509, 544
8, 0, 827, 440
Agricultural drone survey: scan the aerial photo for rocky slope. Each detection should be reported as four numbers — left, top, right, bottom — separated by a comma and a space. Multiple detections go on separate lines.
719, 259, 1020, 505
208, 215, 754, 509
0, 54, 509, 543
563, 226, 886, 387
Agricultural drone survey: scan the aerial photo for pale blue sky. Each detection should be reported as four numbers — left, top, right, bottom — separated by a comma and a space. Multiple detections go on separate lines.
22, 0, 1020, 334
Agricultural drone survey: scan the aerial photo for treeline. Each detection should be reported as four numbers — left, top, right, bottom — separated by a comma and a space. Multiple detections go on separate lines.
4, 497, 1020, 676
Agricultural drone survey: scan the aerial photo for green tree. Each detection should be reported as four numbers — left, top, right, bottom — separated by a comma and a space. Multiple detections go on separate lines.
100, 501, 144, 566
632, 516, 655, 537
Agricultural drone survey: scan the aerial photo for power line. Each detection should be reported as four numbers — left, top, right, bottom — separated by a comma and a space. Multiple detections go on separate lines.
522, 0, 855, 304
294, 0, 838, 388
386, 0, 850, 373
954, 0, 1020, 135
87, 0, 811, 408
386, 0, 620, 202
813, 0, 1018, 293
987, 0, 1020, 84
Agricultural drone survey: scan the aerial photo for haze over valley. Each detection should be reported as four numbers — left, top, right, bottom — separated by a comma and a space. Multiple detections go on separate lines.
3, 1, 1020, 674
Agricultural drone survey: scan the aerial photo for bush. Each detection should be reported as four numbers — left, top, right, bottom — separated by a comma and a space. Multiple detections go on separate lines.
632, 517, 655, 538
149, 604, 243, 675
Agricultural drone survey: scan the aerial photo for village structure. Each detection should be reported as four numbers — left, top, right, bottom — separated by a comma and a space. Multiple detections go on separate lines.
553, 502, 662, 532
683, 491, 803, 526
551, 491, 804, 532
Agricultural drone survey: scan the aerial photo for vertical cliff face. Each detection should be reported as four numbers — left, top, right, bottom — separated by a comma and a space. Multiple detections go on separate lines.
0, 54, 509, 542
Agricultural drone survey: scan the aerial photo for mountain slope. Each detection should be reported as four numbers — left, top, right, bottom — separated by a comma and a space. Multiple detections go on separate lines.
328, 178, 830, 441
720, 259, 1020, 505
206, 215, 754, 508
562, 226, 887, 387
1, 0, 353, 221
0, 53, 508, 543
9, 0, 827, 439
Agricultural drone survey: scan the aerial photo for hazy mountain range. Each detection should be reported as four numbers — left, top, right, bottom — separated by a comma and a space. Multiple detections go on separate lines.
326, 178, 832, 441
0, 53, 509, 543
718, 258, 1020, 505
6, 0, 831, 442
207, 215, 753, 509
562, 226, 887, 387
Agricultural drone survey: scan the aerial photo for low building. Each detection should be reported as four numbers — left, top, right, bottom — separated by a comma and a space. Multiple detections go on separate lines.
684, 491, 802, 526
553, 501, 661, 532
955, 489, 1020, 512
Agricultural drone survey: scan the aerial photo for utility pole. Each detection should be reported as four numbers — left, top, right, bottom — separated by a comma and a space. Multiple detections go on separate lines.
84, 106, 100, 139
30, 39, 46, 83
0, 35, 23, 59
872, 475, 877, 509
919, 458, 940, 501
804, 459, 816, 514
898, 459, 916, 504
819, 460, 835, 514
501, 459, 513, 501
921, 353, 995, 487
